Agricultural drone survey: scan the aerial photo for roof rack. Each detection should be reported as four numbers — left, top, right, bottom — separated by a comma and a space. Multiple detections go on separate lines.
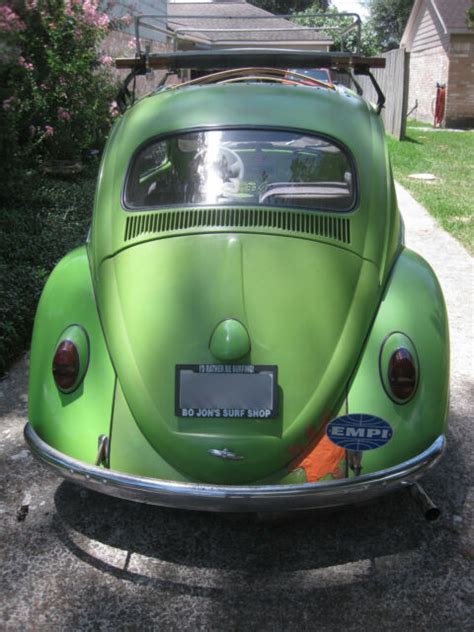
128, 11, 363, 56
115, 11, 386, 114
116, 49, 385, 73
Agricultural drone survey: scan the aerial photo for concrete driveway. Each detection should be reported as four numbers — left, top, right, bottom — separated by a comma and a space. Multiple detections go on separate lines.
1, 184, 473, 630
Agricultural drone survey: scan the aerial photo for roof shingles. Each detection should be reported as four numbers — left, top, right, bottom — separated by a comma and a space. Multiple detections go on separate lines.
434, 0, 472, 32
167, 2, 331, 43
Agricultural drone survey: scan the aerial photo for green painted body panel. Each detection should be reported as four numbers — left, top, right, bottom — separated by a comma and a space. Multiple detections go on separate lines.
27, 82, 449, 491
346, 248, 449, 474
209, 319, 251, 361
98, 232, 380, 483
28, 247, 115, 463
110, 379, 310, 485
91, 84, 400, 278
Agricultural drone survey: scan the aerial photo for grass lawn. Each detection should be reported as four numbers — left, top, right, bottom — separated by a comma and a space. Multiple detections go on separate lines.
386, 126, 474, 253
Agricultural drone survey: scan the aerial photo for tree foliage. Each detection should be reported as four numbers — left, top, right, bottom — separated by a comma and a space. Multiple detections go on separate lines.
467, 2, 474, 30
248, 1, 328, 16
295, 4, 380, 57
0, 1, 124, 164
368, 0, 414, 50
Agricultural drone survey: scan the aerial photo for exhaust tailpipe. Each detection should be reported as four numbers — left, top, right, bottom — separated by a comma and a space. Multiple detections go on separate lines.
409, 482, 441, 521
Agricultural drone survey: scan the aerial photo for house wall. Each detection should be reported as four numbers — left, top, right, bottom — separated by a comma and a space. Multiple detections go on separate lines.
446, 34, 474, 128
102, 0, 171, 97
102, 30, 171, 98
103, 0, 168, 43
405, 0, 449, 123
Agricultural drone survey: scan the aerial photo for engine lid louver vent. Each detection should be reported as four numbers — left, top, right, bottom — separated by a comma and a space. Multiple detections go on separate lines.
124, 208, 351, 245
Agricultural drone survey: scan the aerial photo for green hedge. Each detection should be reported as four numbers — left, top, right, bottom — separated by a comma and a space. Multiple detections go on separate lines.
0, 166, 97, 376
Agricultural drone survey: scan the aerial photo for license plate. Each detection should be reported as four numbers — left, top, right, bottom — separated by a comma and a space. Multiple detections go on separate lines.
175, 364, 278, 419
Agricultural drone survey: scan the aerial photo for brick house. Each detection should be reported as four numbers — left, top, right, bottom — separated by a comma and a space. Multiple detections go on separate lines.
401, 0, 474, 128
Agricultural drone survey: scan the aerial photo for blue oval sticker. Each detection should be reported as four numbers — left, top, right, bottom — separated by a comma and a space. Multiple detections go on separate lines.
326, 414, 393, 451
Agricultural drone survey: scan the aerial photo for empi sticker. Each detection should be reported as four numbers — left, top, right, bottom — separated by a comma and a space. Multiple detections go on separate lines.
326, 414, 393, 451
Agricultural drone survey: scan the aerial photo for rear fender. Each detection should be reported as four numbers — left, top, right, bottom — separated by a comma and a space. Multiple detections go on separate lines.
28, 246, 115, 464
345, 248, 449, 474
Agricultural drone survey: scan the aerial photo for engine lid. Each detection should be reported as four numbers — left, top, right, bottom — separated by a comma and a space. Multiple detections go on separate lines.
97, 232, 380, 483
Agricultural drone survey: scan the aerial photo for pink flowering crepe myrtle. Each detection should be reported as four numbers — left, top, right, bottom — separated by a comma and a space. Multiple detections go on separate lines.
119, 15, 132, 27
0, 5, 26, 33
71, 0, 110, 30
109, 100, 120, 117
57, 107, 71, 122
2, 1, 123, 161
3, 96, 17, 111
18, 56, 34, 70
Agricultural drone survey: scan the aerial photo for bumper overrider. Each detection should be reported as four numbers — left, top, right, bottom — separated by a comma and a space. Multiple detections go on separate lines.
24, 423, 445, 512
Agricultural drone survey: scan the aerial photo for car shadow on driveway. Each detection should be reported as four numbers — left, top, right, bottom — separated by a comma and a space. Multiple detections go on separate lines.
51, 398, 471, 606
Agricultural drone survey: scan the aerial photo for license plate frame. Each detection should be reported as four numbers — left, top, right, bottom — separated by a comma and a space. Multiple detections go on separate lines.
175, 364, 278, 419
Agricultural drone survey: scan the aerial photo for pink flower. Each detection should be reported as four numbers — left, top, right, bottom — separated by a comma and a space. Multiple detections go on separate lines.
57, 107, 71, 121
2, 96, 16, 111
64, 0, 75, 17
120, 15, 133, 26
81, 1, 110, 30
109, 100, 120, 117
97, 14, 109, 29
127, 39, 136, 49
18, 56, 34, 71
44, 125, 54, 137
100, 55, 113, 66
0, 6, 25, 33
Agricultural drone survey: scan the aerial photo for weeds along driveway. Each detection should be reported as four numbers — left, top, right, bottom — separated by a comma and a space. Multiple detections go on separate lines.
1, 185, 473, 630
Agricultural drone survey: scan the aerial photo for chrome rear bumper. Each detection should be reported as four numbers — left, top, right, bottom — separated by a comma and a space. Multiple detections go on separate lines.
24, 423, 445, 512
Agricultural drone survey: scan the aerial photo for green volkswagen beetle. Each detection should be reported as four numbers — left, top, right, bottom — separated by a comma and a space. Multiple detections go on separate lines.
25, 48, 449, 518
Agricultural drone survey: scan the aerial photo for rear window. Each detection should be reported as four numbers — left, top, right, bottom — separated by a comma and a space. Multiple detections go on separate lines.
124, 129, 355, 212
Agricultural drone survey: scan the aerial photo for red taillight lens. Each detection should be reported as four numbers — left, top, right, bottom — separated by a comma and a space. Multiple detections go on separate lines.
52, 340, 79, 392
388, 348, 417, 401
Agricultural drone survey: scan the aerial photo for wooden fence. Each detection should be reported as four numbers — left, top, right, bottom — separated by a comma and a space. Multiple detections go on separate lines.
356, 49, 410, 140
335, 49, 410, 139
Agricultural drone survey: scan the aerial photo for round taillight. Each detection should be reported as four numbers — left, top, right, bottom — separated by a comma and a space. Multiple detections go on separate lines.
52, 340, 80, 392
388, 348, 417, 401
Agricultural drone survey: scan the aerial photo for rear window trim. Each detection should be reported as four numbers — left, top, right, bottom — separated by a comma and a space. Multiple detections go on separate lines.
121, 125, 359, 214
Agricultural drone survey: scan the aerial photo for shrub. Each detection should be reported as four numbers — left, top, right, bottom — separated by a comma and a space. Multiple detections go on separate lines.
0, 1, 122, 165
0, 2, 129, 374
0, 166, 97, 376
